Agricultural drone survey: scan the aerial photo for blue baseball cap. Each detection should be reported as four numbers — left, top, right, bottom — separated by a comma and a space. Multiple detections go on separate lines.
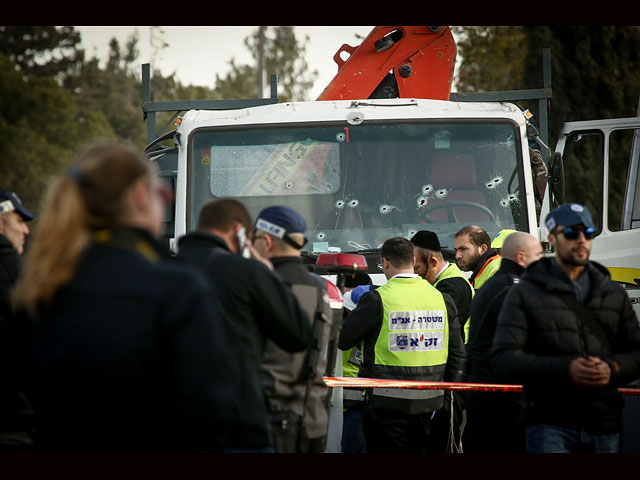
545, 203, 594, 232
255, 205, 307, 249
0, 190, 36, 221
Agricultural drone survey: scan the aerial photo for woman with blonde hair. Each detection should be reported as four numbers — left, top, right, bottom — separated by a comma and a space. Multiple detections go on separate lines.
12, 142, 232, 453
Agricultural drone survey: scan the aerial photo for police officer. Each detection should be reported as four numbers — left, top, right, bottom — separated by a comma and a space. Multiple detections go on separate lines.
251, 205, 334, 453
0, 190, 36, 451
338, 237, 466, 453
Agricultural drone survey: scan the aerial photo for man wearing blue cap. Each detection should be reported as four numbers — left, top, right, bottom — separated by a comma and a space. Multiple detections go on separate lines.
0, 190, 36, 451
492, 202, 640, 453
252, 205, 334, 453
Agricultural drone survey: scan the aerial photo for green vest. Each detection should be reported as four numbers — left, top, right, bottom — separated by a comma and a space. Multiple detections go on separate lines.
342, 347, 365, 405
435, 263, 475, 343
472, 255, 501, 290
365, 276, 450, 413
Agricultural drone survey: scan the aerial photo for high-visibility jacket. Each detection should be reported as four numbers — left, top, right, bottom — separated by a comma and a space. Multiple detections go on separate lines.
435, 263, 475, 343
362, 276, 450, 414
342, 347, 365, 406
472, 254, 501, 290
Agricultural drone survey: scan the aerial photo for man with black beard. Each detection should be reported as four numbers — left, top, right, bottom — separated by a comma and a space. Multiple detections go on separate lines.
492, 203, 640, 453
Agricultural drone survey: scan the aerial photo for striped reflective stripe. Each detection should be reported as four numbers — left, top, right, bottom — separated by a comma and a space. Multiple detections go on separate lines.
343, 389, 365, 401
371, 388, 442, 400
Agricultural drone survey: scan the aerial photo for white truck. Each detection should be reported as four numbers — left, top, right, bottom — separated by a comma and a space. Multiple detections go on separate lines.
141, 26, 640, 451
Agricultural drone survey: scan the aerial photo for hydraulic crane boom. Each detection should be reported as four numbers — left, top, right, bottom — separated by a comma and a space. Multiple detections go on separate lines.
316, 26, 457, 101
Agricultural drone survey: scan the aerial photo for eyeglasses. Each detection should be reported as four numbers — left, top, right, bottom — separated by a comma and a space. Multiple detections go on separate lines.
252, 234, 266, 242
555, 226, 596, 240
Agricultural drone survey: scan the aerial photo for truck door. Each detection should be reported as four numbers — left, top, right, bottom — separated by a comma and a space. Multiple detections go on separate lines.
551, 117, 640, 315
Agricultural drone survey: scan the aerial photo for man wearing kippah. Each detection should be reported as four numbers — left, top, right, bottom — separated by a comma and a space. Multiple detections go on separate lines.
492, 202, 640, 453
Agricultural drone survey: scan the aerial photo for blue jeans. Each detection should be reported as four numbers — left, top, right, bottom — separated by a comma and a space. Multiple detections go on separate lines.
341, 408, 367, 453
525, 424, 620, 453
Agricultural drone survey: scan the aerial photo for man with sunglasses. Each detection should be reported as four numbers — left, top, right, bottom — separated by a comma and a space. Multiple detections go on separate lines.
492, 203, 640, 453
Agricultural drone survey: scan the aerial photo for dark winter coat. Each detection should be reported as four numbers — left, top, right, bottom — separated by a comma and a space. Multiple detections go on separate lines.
262, 256, 334, 442
28, 228, 234, 452
492, 257, 640, 434
0, 234, 35, 444
176, 231, 312, 450
467, 257, 524, 383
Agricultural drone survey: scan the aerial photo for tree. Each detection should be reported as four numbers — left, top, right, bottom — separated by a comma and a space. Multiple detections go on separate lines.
0, 52, 80, 212
453, 26, 527, 93
213, 26, 318, 102
0, 26, 84, 81
66, 31, 146, 148
453, 25, 640, 229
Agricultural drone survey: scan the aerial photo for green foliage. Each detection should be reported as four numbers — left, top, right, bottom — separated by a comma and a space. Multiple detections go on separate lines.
455, 26, 640, 227
0, 25, 84, 80
0, 26, 318, 215
214, 26, 318, 102
453, 26, 527, 93
0, 52, 79, 212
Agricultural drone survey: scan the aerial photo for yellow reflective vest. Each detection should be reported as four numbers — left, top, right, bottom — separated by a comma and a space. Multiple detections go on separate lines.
364, 275, 451, 414
435, 263, 475, 343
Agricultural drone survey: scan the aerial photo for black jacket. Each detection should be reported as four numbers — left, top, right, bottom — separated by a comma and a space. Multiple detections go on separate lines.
435, 266, 473, 341
176, 232, 312, 449
0, 234, 19, 323
339, 281, 466, 413
492, 257, 640, 434
466, 257, 524, 383
0, 234, 35, 443
469, 247, 499, 287
28, 228, 233, 452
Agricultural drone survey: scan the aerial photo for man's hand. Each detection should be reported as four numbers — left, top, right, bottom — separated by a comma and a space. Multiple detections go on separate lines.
568, 356, 612, 387
245, 238, 274, 270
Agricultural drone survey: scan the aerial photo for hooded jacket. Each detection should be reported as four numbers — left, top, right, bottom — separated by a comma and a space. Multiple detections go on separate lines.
492, 257, 640, 434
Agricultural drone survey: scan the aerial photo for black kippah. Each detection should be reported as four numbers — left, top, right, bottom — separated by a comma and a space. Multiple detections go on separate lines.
410, 230, 441, 252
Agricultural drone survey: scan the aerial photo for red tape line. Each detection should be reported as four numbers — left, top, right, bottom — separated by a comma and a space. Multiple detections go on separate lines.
323, 376, 640, 395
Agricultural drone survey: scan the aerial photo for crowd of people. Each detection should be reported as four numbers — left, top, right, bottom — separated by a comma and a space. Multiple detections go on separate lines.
1, 141, 640, 455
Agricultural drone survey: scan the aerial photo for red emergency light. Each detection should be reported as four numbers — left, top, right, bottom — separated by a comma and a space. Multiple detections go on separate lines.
315, 252, 368, 273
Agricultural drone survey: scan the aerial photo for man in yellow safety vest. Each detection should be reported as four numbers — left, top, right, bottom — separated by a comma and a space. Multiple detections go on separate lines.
338, 237, 466, 453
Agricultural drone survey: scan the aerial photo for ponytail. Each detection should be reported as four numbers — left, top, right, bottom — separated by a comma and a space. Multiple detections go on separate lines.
12, 174, 90, 314
12, 142, 151, 314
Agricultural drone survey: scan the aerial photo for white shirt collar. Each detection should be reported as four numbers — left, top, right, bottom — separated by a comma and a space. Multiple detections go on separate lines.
434, 261, 450, 281
391, 273, 419, 279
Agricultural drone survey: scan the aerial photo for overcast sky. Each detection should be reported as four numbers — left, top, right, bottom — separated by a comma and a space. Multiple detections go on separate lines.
76, 26, 376, 100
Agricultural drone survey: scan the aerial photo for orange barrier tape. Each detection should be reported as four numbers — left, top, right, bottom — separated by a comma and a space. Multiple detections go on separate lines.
323, 376, 640, 396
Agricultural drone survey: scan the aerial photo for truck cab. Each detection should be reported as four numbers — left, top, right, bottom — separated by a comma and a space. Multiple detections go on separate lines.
167, 98, 539, 280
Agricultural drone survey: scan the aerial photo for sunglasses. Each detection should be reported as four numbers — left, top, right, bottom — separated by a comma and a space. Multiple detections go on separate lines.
556, 226, 596, 240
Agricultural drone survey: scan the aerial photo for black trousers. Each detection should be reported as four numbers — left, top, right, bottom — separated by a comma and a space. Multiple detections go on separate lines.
362, 403, 434, 453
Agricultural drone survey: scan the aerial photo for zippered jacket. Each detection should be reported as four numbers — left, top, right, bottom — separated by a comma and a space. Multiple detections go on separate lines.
492, 257, 640, 434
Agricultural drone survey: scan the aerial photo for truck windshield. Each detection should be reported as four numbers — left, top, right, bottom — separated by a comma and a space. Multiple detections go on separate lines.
189, 121, 526, 254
